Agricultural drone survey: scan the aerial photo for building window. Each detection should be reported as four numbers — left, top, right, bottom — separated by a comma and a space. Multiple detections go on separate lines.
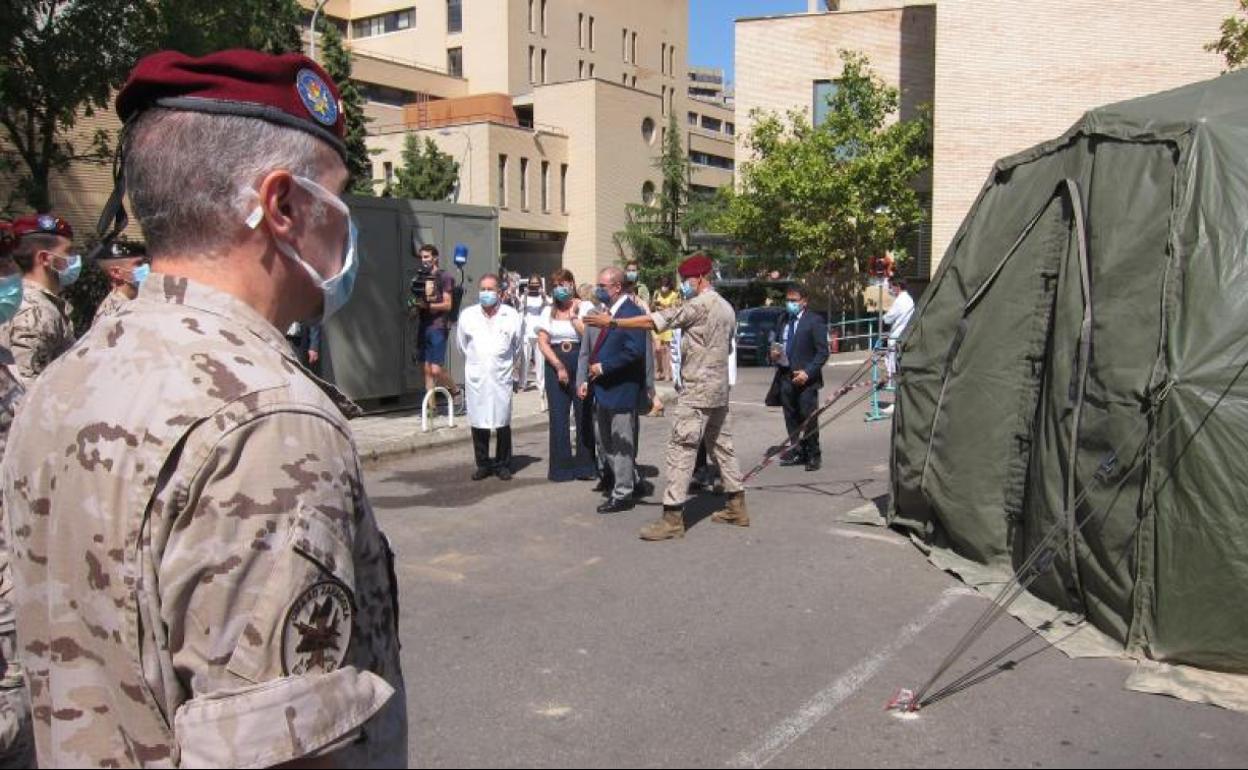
541, 0, 548, 36
529, 46, 536, 83
528, 0, 536, 33
631, 32, 638, 66
352, 7, 415, 38
541, 49, 548, 83
700, 115, 722, 133
813, 80, 838, 128
498, 155, 508, 207
383, 161, 394, 189
520, 158, 529, 210
690, 151, 735, 171
622, 29, 629, 62
589, 62, 595, 77
578, 13, 585, 48
687, 111, 698, 126
447, 47, 463, 78
541, 161, 550, 212
661, 43, 667, 75
631, 75, 636, 88
726, 121, 736, 136
642, 117, 656, 144
669, 45, 675, 77
589, 16, 596, 51
622, 73, 629, 85
447, 0, 462, 33
578, 59, 584, 79
642, 181, 656, 206
560, 164, 568, 213
661, 85, 666, 115
668, 88, 674, 117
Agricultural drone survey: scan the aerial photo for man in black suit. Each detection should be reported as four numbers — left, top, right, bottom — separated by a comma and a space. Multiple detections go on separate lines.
772, 285, 829, 471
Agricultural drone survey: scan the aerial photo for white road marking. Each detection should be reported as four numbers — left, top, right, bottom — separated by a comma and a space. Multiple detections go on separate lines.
727, 587, 968, 769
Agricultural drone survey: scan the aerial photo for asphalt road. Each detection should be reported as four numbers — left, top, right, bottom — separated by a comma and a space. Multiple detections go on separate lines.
366, 365, 1248, 768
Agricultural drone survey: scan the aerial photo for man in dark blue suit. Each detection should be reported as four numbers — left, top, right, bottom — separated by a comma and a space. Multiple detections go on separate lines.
587, 266, 648, 512
771, 285, 829, 471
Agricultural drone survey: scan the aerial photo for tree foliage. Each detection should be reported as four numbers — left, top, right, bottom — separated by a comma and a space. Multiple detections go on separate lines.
0, 0, 303, 215
1208, 0, 1248, 70
718, 50, 930, 308
614, 114, 725, 287
317, 20, 376, 195
392, 135, 459, 201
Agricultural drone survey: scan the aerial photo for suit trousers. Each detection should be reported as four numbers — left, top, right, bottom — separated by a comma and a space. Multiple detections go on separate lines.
472, 426, 513, 470
595, 405, 638, 501
779, 375, 821, 461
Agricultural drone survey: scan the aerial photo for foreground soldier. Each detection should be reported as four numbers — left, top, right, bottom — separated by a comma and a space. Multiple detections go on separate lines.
0, 222, 32, 768
0, 214, 79, 386
0, 51, 406, 766
585, 254, 748, 540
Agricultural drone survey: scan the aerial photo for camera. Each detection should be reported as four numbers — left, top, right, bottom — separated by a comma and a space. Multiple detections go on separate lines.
409, 263, 438, 311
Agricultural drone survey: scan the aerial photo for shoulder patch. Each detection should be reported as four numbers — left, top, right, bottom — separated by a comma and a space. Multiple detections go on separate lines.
281, 580, 353, 675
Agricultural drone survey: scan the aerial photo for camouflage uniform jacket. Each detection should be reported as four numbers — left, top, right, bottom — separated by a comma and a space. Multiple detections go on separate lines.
92, 287, 133, 325
1, 274, 407, 768
0, 281, 75, 386
0, 348, 24, 636
652, 289, 736, 409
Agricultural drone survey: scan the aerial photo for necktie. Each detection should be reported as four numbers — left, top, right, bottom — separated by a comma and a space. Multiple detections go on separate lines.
786, 317, 797, 359
590, 325, 612, 365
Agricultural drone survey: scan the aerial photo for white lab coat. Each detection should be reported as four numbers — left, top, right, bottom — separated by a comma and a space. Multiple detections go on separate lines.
456, 304, 523, 429
883, 290, 915, 341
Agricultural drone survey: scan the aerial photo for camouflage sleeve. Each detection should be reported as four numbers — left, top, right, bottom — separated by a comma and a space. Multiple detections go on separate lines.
160, 410, 394, 766
4, 309, 48, 385
653, 298, 709, 334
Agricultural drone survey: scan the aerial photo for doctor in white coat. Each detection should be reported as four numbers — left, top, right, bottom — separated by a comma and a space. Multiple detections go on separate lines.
457, 272, 523, 480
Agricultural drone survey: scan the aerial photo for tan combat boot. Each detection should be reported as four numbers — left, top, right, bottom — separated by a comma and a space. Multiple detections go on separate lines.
640, 506, 686, 541
710, 492, 750, 527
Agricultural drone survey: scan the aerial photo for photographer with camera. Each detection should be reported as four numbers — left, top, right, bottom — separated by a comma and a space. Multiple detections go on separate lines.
409, 243, 462, 411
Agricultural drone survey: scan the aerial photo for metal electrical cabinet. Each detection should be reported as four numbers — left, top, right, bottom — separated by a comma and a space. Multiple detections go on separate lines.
321, 196, 499, 410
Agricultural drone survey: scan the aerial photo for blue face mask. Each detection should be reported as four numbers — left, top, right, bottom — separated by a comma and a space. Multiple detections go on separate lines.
130, 263, 151, 288
55, 254, 82, 289
786, 301, 802, 316
0, 274, 22, 324
680, 279, 696, 299
479, 290, 499, 307
553, 286, 573, 303
625, 270, 639, 283
595, 287, 612, 305
248, 176, 359, 323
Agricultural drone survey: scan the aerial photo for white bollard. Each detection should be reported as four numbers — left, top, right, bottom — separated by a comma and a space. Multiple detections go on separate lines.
421, 387, 455, 433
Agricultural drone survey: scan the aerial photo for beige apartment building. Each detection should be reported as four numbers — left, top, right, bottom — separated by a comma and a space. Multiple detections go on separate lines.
305, 0, 699, 280
735, 0, 1235, 280
684, 67, 736, 195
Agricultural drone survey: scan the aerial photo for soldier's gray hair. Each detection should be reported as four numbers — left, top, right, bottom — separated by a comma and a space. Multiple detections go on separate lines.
125, 109, 339, 258
598, 266, 625, 286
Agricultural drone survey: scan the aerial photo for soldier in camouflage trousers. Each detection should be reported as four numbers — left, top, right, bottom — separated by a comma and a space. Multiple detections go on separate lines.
0, 51, 407, 767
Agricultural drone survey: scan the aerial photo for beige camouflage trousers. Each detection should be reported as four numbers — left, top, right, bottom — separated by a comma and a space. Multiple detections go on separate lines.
662, 402, 745, 508
0, 629, 32, 770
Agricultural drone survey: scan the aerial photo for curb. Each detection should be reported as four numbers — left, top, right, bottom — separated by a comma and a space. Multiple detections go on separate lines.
356, 385, 679, 469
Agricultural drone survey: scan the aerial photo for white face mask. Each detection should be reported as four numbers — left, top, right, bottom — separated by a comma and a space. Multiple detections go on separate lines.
246, 176, 359, 323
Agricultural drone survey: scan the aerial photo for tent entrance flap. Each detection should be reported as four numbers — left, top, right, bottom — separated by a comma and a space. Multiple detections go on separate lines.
917, 185, 1085, 566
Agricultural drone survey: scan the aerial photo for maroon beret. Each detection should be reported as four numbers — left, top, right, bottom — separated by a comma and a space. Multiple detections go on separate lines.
13, 214, 73, 241
0, 222, 13, 258
678, 254, 714, 280
116, 49, 347, 161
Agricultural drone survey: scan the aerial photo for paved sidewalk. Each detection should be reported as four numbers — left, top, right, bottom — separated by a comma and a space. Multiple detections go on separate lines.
351, 384, 678, 467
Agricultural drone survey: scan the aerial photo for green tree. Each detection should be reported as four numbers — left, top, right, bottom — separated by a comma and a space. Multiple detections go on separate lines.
1, 0, 303, 214
392, 135, 460, 201
719, 50, 930, 309
1208, 0, 1248, 70
614, 114, 725, 286
317, 20, 376, 194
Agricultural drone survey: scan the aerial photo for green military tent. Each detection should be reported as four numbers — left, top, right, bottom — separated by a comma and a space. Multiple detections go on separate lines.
890, 70, 1248, 676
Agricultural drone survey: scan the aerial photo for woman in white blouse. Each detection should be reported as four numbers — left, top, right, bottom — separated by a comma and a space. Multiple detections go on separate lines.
536, 269, 597, 481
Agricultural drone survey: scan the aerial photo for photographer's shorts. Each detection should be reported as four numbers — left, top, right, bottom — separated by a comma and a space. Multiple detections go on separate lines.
419, 326, 449, 364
